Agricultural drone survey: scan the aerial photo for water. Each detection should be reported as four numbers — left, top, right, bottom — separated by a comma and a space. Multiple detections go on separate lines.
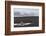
14, 16, 39, 27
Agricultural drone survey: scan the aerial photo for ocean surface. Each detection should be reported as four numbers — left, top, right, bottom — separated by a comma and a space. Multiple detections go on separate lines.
14, 16, 39, 27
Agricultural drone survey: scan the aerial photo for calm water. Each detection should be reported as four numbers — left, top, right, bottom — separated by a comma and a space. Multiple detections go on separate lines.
14, 16, 39, 27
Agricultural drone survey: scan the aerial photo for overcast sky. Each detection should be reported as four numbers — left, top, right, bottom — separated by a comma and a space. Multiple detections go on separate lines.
14, 8, 39, 17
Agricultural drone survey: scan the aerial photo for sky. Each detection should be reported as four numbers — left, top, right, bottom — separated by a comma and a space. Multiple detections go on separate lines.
14, 8, 39, 17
